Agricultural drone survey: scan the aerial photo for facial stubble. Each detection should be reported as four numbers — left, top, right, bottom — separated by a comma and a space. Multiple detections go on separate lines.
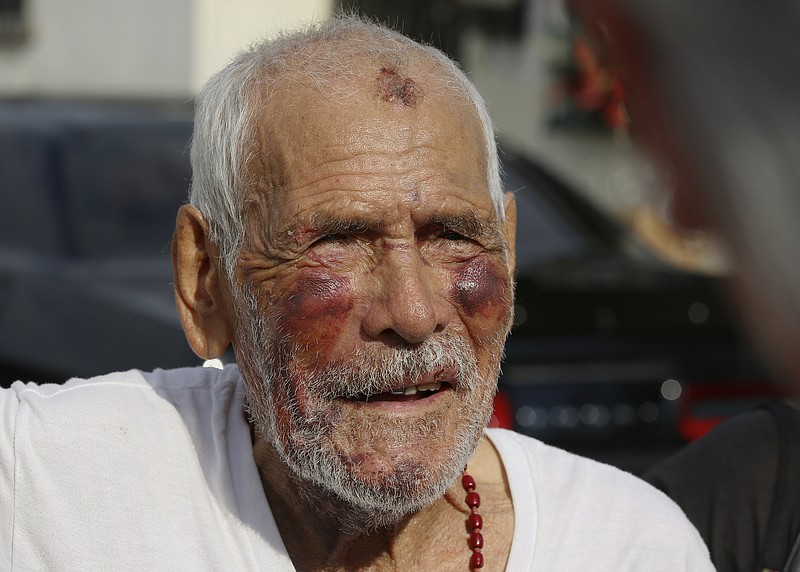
233, 283, 504, 533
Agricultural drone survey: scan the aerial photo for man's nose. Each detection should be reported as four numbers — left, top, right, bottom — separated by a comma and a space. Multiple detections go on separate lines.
362, 248, 451, 345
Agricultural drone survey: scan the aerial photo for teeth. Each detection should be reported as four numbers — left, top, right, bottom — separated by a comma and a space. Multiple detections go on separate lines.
385, 381, 443, 396
417, 382, 442, 392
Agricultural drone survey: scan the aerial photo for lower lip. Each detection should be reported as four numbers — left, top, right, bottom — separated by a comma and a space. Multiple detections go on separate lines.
337, 387, 453, 413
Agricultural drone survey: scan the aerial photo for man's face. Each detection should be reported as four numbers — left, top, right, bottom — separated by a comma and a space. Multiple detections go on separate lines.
230, 70, 515, 525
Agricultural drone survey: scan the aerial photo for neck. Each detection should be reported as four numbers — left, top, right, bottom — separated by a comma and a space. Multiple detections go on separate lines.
252, 438, 470, 571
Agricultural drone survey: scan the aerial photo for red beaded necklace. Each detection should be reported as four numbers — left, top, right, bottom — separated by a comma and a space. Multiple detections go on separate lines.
462, 468, 484, 570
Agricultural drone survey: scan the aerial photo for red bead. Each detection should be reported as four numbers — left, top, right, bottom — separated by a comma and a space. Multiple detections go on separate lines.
469, 531, 484, 549
463, 470, 485, 570
468, 513, 483, 530
462, 473, 476, 491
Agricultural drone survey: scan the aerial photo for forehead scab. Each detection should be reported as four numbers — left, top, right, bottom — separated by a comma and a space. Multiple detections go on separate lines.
376, 65, 423, 107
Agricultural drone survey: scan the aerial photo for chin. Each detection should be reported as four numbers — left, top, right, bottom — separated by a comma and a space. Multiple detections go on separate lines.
289, 447, 463, 534
265, 399, 488, 533
290, 418, 478, 518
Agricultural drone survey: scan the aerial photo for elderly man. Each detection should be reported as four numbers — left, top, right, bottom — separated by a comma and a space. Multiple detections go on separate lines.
0, 16, 710, 571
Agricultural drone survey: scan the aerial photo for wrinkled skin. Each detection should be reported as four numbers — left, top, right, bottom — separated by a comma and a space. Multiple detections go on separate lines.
235, 75, 514, 484
172, 61, 517, 570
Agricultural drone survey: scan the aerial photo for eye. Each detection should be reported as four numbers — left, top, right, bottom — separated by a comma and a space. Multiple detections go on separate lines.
321, 233, 345, 241
441, 229, 469, 241
315, 233, 350, 244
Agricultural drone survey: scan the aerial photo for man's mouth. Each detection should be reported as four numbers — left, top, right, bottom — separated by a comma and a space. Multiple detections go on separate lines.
345, 381, 451, 402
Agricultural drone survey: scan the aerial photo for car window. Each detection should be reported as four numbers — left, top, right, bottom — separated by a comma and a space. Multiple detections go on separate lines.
504, 161, 593, 271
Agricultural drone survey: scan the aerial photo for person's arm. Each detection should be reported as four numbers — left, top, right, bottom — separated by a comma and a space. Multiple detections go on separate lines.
645, 408, 778, 572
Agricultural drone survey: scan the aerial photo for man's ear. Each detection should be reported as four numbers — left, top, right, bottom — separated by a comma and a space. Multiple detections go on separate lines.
502, 192, 517, 276
171, 205, 234, 359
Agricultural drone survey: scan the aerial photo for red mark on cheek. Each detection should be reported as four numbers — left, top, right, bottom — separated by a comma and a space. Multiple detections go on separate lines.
376, 66, 423, 107
281, 269, 355, 353
451, 258, 511, 318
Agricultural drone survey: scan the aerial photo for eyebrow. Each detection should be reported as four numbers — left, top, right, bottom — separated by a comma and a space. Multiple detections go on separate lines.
291, 209, 500, 243
309, 212, 374, 236
425, 212, 489, 238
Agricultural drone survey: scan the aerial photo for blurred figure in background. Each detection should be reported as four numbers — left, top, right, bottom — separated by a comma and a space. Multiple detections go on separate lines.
569, 0, 800, 570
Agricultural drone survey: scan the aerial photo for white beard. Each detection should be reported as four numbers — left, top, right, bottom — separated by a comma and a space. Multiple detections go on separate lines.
232, 284, 501, 533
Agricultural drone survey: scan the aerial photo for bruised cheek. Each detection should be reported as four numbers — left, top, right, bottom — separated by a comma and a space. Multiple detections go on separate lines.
279, 269, 355, 356
450, 257, 512, 324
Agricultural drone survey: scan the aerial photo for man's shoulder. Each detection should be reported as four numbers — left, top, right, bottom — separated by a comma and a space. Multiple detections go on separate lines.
488, 427, 639, 480
488, 429, 713, 569
488, 428, 693, 520
3, 364, 242, 415
0, 364, 245, 467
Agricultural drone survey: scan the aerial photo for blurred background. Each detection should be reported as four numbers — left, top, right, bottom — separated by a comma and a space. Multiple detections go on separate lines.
0, 0, 777, 473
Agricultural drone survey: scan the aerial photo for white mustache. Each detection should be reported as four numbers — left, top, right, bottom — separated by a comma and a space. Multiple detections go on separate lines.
306, 335, 478, 400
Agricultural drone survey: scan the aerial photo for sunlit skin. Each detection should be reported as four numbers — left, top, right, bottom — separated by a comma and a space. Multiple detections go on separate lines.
172, 57, 518, 570
235, 64, 515, 462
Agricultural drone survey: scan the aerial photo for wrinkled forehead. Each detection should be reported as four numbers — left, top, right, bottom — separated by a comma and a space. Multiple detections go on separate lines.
244, 49, 489, 201
267, 36, 468, 103
262, 47, 479, 125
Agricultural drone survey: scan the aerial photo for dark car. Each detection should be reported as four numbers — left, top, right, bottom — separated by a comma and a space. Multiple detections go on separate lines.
0, 101, 772, 472
498, 149, 772, 472
0, 101, 199, 384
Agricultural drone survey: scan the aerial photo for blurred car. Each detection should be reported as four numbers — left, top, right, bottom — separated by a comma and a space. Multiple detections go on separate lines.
0, 101, 773, 472
499, 148, 772, 472
0, 101, 199, 385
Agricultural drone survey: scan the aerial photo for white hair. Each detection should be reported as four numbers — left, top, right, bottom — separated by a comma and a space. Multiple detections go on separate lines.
189, 14, 503, 274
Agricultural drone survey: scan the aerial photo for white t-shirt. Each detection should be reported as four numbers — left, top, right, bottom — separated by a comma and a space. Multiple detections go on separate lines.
0, 366, 712, 571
